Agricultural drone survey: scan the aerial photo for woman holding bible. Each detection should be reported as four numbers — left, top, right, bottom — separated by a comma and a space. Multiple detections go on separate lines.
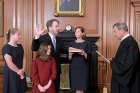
68, 26, 92, 93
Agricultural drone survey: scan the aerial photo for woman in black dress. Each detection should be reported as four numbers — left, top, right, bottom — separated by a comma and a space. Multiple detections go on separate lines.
2, 28, 27, 93
69, 26, 92, 93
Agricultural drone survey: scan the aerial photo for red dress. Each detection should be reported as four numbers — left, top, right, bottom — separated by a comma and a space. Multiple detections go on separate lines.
31, 58, 56, 93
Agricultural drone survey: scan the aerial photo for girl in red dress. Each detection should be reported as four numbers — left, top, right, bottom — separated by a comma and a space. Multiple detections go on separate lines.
31, 43, 56, 93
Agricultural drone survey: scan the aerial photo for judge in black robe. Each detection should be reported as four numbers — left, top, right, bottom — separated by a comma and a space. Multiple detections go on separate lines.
111, 22, 140, 93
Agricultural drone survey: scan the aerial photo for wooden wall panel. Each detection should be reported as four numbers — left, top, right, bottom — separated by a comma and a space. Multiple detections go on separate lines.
103, 0, 130, 58
135, 13, 140, 47
0, 0, 4, 37
0, 0, 34, 74
131, 1, 140, 48
132, 0, 140, 2
2, 0, 99, 74
1, 0, 137, 93
44, 0, 98, 35
0, 0, 16, 64
16, 0, 33, 74
97, 0, 131, 92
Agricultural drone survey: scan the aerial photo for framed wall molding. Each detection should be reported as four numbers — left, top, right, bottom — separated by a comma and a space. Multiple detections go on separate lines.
54, 0, 85, 17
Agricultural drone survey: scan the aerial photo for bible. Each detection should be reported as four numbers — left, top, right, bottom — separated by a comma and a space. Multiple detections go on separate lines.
96, 50, 111, 64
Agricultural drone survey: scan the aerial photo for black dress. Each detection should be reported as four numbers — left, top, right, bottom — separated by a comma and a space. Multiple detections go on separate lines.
2, 44, 27, 93
70, 41, 92, 90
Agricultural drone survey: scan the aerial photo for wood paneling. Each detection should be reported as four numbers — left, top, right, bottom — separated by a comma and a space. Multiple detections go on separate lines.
131, 1, 140, 48
1, 0, 99, 74
44, 0, 98, 35
132, 0, 140, 2
1, 0, 34, 74
1, 0, 139, 93
0, 0, 4, 37
103, 0, 130, 58
97, 0, 131, 92
16, 0, 33, 74
0, 0, 16, 64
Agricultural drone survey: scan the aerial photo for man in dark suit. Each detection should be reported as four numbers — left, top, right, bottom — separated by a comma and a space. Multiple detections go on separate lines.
32, 19, 61, 93
111, 22, 140, 93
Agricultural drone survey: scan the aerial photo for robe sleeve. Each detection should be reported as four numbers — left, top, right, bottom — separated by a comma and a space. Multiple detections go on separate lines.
31, 60, 40, 86
112, 46, 139, 86
50, 58, 57, 80
85, 41, 92, 62
32, 39, 40, 51
86, 41, 92, 54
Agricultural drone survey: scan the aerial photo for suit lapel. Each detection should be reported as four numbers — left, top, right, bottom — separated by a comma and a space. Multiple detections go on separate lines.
48, 33, 56, 52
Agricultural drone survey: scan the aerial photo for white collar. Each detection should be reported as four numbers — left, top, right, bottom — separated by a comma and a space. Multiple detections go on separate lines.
121, 34, 130, 41
48, 32, 55, 39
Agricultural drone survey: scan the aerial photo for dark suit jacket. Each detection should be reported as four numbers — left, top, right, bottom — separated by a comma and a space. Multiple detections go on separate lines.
111, 36, 140, 93
32, 33, 61, 73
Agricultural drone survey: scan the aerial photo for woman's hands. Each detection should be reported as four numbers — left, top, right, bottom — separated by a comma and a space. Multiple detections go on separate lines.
69, 47, 87, 58
16, 69, 25, 79
69, 47, 82, 53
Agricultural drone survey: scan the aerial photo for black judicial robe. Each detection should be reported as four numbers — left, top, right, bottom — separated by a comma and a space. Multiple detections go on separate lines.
111, 36, 140, 93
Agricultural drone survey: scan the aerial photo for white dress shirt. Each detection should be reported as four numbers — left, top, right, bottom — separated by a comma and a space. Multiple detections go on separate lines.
121, 33, 130, 42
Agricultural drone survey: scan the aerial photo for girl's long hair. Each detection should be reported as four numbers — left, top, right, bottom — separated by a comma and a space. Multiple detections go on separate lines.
36, 43, 52, 62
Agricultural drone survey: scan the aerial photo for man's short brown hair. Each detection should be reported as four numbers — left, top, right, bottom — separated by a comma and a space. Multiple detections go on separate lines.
46, 19, 59, 31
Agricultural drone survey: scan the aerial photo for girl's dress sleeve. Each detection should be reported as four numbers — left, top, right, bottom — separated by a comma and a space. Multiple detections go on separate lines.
31, 60, 40, 86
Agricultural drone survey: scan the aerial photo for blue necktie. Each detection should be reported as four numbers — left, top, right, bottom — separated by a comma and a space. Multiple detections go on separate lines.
52, 37, 56, 49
